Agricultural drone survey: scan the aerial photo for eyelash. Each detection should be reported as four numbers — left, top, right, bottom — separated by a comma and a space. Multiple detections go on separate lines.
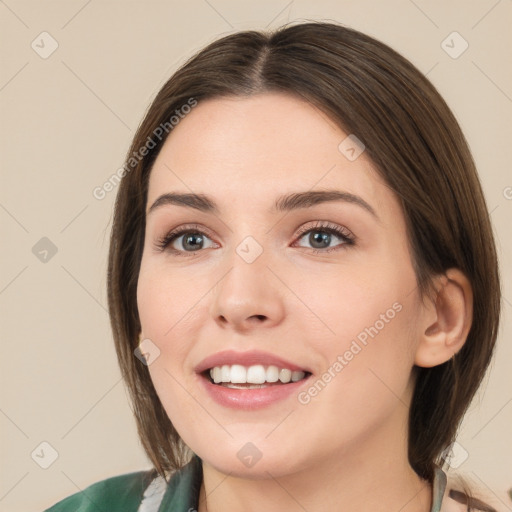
155, 221, 356, 257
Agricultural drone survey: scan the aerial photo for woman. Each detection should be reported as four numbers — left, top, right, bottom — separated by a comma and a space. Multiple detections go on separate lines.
44, 20, 501, 512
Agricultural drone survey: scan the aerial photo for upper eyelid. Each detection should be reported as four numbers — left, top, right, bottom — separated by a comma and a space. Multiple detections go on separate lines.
163, 221, 351, 237
159, 221, 354, 249
295, 221, 353, 235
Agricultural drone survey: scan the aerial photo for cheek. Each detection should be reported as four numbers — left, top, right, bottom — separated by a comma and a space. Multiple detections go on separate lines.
137, 263, 206, 442
289, 260, 411, 348
291, 260, 418, 400
294, 297, 417, 449
137, 259, 203, 341
136, 259, 210, 409
146, 362, 206, 452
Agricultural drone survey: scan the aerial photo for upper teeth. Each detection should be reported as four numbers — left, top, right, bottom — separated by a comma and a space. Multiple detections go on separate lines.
209, 364, 306, 384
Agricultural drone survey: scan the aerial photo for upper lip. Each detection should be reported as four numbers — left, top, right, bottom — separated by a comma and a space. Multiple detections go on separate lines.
194, 350, 310, 374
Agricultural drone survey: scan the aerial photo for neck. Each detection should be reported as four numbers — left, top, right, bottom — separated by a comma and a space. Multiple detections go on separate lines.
197, 428, 432, 512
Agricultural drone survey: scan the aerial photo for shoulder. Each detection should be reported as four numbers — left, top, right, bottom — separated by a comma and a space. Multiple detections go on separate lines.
433, 466, 501, 512
442, 484, 501, 512
43, 469, 156, 512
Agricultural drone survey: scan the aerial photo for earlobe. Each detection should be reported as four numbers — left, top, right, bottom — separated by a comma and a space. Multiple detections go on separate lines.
414, 269, 473, 368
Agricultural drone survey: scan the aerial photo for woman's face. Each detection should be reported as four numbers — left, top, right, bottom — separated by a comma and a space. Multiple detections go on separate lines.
137, 92, 428, 477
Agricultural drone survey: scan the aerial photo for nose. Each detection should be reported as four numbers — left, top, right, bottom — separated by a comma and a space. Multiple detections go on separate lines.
209, 252, 286, 333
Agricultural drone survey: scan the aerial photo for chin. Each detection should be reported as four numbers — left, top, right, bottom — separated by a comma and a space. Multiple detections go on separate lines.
194, 437, 311, 479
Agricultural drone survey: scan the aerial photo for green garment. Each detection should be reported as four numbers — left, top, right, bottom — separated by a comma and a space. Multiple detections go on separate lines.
44, 454, 448, 512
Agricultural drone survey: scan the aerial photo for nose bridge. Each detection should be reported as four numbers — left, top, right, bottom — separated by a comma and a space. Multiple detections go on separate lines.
209, 234, 285, 329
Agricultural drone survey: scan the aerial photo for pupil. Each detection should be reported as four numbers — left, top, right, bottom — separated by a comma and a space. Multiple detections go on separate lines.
184, 233, 203, 250
310, 231, 330, 249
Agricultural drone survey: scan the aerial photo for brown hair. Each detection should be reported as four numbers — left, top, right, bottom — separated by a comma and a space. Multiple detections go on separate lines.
107, 20, 501, 486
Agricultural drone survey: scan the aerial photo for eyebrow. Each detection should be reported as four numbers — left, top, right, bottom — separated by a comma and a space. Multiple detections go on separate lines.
147, 190, 379, 220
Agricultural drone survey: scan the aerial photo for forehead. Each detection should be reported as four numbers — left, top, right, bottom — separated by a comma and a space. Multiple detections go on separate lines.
146, 92, 397, 219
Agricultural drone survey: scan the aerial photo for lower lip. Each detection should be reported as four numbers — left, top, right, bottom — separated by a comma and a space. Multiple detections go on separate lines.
197, 373, 311, 410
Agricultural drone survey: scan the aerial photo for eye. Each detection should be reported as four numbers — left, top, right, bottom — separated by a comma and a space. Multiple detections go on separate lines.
155, 224, 217, 256
293, 221, 355, 254
155, 221, 355, 256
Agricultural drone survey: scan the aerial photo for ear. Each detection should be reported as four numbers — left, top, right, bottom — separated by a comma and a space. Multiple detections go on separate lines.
414, 268, 473, 368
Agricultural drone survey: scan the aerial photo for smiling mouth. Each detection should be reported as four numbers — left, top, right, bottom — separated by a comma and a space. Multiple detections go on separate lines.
203, 364, 312, 389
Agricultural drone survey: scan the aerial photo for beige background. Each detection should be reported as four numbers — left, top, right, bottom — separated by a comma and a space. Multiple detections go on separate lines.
0, 1, 511, 511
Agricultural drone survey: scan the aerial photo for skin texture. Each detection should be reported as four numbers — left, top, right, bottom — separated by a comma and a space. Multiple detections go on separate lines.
137, 92, 473, 512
